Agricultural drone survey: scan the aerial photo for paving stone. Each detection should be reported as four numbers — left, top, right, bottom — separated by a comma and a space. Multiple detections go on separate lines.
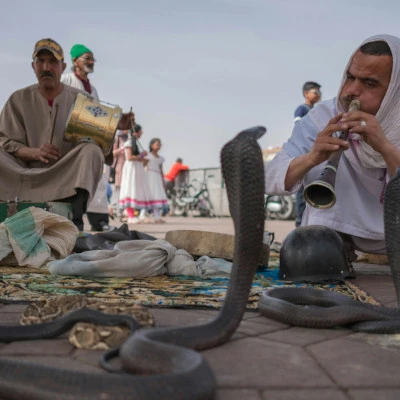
355, 275, 396, 306
346, 332, 400, 350
0, 338, 74, 356
348, 389, 400, 400
242, 311, 262, 320
217, 388, 262, 400
261, 389, 348, 400
149, 308, 214, 327
0, 355, 104, 374
0, 304, 27, 313
230, 331, 247, 341
308, 336, 400, 387
242, 313, 289, 329
203, 337, 333, 388
73, 348, 110, 369
260, 326, 351, 347
236, 319, 287, 336
0, 313, 21, 325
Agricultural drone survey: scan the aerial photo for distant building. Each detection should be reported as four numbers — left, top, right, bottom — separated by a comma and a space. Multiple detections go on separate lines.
262, 146, 282, 164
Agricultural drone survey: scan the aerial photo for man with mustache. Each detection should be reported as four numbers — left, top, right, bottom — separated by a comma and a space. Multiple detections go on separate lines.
0, 38, 133, 232
265, 34, 400, 258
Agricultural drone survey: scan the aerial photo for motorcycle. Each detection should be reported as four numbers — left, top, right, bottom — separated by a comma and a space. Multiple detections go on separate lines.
171, 175, 216, 218
264, 194, 295, 220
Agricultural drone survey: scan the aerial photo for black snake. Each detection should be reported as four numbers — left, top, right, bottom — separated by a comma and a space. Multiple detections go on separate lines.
259, 167, 400, 334
0, 127, 266, 400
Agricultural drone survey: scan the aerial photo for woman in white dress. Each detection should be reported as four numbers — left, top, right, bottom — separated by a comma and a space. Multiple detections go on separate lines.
119, 124, 151, 224
146, 138, 168, 223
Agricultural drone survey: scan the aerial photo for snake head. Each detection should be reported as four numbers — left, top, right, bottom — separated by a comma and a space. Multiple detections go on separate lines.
237, 126, 266, 141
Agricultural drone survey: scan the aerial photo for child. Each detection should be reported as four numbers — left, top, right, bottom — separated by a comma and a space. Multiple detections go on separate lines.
119, 124, 151, 224
146, 138, 168, 223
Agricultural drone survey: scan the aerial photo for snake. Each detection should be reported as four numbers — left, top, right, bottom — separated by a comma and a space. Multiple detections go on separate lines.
258, 167, 400, 334
0, 126, 266, 400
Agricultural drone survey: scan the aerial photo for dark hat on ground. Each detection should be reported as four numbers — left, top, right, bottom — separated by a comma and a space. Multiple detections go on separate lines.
32, 38, 64, 61
279, 225, 354, 283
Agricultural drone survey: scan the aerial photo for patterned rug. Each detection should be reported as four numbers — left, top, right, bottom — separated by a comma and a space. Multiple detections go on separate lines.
0, 255, 378, 310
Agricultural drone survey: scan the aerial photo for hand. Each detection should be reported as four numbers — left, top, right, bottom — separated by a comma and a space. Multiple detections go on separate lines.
35, 144, 61, 163
341, 111, 389, 154
307, 114, 350, 167
140, 151, 148, 157
118, 111, 135, 130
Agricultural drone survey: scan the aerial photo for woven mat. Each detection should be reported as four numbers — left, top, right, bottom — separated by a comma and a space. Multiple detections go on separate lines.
0, 256, 378, 309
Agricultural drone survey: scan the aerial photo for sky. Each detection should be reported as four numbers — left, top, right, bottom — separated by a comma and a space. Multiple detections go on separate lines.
0, 0, 399, 170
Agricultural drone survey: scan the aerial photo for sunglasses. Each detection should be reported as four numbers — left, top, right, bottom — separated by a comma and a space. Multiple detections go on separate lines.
80, 56, 96, 62
310, 89, 321, 95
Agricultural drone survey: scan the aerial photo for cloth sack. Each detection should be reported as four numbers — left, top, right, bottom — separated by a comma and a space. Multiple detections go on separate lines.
48, 239, 233, 278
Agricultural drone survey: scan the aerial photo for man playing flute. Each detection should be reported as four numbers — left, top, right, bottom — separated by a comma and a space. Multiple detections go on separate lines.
265, 34, 400, 257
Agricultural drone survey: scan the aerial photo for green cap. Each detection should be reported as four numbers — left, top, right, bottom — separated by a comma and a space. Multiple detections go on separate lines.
70, 44, 93, 60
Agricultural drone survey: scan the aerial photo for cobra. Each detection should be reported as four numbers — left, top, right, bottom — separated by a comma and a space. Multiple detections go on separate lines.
0, 126, 266, 400
258, 167, 400, 334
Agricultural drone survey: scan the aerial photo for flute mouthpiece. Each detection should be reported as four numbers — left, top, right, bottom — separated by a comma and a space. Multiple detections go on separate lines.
349, 99, 360, 112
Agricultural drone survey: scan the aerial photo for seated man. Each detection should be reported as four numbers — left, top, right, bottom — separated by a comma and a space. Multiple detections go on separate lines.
265, 34, 400, 256
0, 38, 133, 231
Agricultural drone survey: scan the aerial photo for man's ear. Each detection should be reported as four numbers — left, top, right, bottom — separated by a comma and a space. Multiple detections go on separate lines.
62, 61, 67, 73
31, 61, 34, 71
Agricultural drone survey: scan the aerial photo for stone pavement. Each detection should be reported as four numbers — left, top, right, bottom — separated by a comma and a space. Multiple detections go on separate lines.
0, 217, 399, 400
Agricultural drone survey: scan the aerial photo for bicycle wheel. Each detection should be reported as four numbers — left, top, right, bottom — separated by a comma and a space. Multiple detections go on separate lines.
171, 195, 188, 216
198, 197, 216, 218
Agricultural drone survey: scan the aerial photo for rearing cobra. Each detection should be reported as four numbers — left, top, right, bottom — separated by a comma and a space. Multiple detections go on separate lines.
0, 127, 267, 400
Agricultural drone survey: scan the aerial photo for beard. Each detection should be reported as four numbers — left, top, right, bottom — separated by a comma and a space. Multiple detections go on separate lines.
84, 65, 94, 74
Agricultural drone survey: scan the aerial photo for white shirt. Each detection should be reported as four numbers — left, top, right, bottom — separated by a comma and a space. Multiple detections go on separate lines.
265, 98, 387, 241
61, 72, 99, 100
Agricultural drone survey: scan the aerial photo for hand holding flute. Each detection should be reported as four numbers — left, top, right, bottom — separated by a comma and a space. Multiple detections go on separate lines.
303, 99, 360, 209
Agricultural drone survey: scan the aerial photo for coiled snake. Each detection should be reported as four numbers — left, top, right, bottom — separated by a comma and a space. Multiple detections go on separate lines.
0, 127, 266, 400
259, 167, 400, 334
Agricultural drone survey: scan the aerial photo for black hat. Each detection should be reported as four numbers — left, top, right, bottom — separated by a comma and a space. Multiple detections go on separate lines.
279, 225, 354, 283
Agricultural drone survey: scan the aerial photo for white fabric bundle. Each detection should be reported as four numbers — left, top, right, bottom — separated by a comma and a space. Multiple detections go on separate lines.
47, 239, 233, 278
0, 207, 79, 268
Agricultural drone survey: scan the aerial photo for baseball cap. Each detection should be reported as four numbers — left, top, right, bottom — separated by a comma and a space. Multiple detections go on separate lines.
32, 38, 64, 61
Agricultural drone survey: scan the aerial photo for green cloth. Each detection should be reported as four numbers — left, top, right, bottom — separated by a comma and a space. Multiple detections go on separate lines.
70, 44, 92, 60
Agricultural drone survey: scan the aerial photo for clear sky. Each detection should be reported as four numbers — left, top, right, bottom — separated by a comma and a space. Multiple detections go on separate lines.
0, 0, 399, 170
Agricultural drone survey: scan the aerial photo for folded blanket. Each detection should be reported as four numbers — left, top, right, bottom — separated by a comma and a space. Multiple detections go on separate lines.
48, 239, 233, 278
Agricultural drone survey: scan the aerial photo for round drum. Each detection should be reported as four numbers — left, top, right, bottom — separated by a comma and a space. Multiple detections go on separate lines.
64, 93, 122, 156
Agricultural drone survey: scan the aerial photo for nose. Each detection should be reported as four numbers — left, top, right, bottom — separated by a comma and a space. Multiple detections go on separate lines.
347, 79, 362, 97
43, 60, 52, 71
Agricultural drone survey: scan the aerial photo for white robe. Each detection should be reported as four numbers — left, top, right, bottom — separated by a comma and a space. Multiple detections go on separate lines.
61, 72, 99, 100
0, 84, 103, 203
265, 98, 388, 243
266, 34, 400, 254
